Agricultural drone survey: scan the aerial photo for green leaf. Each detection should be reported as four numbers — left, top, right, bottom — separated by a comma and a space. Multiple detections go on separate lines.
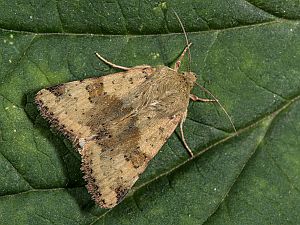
0, 1, 299, 224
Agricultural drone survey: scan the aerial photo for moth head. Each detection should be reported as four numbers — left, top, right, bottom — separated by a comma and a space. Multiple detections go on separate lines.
182, 71, 197, 87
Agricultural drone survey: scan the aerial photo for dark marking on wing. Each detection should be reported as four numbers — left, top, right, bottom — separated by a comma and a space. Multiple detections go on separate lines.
46, 84, 66, 97
159, 127, 164, 133
85, 80, 104, 96
115, 186, 129, 204
124, 146, 149, 169
35, 96, 78, 144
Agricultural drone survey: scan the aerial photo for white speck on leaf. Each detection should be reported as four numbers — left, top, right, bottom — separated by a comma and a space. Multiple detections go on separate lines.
150, 52, 160, 59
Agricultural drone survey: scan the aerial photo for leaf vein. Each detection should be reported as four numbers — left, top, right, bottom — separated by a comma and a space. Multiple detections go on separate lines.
265, 149, 300, 194
0, 35, 37, 84
0, 148, 34, 189
201, 95, 300, 223
54, 0, 65, 33
0, 20, 286, 37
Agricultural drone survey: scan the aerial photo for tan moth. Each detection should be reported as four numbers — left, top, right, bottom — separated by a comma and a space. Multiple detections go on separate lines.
35, 14, 235, 209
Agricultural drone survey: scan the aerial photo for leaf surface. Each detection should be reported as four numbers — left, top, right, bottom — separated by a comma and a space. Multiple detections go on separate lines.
0, 1, 299, 224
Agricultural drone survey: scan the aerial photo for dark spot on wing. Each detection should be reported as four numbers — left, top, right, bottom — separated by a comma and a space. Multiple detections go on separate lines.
46, 84, 66, 97
85, 80, 104, 96
159, 127, 165, 134
129, 77, 133, 84
115, 186, 129, 204
124, 146, 149, 169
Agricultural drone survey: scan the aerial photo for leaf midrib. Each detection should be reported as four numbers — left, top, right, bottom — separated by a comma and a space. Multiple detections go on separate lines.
0, 19, 293, 37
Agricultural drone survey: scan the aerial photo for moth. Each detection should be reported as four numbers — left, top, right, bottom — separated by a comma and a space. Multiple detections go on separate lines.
36, 44, 201, 207
35, 18, 235, 209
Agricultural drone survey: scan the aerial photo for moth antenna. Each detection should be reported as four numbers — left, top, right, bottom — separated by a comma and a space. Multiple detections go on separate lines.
172, 9, 192, 71
195, 82, 237, 132
95, 52, 131, 71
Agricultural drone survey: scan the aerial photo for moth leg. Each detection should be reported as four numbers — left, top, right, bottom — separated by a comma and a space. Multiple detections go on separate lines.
190, 94, 216, 102
174, 43, 192, 72
95, 53, 131, 71
180, 111, 194, 157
